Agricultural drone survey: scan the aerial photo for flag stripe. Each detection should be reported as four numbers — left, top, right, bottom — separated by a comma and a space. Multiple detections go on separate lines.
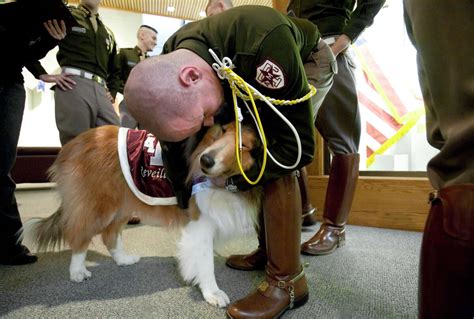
365, 134, 383, 153
366, 122, 387, 144
358, 46, 409, 116
366, 146, 374, 158
358, 93, 402, 131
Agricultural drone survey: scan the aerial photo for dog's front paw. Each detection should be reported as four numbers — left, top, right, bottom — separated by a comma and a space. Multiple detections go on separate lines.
203, 289, 230, 308
70, 268, 92, 282
114, 254, 140, 266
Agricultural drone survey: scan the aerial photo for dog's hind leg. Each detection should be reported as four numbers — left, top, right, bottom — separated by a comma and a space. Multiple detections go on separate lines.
178, 216, 230, 308
102, 221, 140, 266
66, 228, 95, 282
70, 249, 91, 282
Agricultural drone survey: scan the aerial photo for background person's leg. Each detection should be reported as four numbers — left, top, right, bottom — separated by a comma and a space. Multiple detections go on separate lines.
0, 83, 37, 265
95, 83, 120, 127
404, 1, 474, 317
225, 208, 266, 271
303, 50, 361, 255
419, 185, 474, 318
54, 77, 96, 145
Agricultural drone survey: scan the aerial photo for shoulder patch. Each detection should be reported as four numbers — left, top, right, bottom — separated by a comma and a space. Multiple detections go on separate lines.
255, 59, 286, 90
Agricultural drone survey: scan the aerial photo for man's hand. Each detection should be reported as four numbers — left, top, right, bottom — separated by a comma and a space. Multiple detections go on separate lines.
330, 34, 351, 57
43, 19, 67, 40
39, 73, 76, 90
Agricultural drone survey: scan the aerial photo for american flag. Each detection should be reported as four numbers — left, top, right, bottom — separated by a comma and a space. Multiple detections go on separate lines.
353, 39, 424, 168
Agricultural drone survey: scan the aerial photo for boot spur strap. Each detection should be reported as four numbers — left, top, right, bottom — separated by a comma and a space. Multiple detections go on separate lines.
263, 267, 306, 308
322, 224, 345, 235
258, 280, 297, 309
301, 207, 316, 219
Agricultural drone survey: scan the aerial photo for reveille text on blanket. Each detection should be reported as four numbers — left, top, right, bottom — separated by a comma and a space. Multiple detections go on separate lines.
118, 128, 213, 206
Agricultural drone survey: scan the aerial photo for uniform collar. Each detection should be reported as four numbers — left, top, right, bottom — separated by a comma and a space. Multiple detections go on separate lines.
78, 4, 100, 19
134, 46, 148, 58
134, 46, 143, 55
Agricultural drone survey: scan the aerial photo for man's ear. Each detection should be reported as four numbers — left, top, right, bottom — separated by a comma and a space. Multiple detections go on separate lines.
179, 66, 202, 87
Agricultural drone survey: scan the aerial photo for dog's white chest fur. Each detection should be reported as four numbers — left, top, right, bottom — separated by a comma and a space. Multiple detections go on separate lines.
195, 187, 258, 238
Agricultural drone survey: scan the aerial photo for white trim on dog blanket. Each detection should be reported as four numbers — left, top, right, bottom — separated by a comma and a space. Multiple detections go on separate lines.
118, 128, 212, 206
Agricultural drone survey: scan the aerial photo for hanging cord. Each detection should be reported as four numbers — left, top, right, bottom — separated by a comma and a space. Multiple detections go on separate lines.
209, 48, 316, 184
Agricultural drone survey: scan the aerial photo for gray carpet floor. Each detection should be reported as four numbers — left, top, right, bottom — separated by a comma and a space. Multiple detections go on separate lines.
0, 186, 421, 318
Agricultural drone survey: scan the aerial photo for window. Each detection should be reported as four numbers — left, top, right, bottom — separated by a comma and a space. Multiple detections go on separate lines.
352, 1, 437, 174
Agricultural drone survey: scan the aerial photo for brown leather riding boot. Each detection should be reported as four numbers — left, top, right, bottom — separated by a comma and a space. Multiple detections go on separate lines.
227, 173, 309, 319
227, 167, 318, 272
226, 209, 266, 271
419, 184, 474, 319
298, 167, 318, 226
301, 154, 359, 255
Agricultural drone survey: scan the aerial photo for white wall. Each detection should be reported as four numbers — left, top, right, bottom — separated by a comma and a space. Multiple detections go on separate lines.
103, 9, 143, 50
143, 14, 185, 56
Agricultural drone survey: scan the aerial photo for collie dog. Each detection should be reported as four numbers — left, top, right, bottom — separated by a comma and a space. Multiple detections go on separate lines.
20, 123, 261, 308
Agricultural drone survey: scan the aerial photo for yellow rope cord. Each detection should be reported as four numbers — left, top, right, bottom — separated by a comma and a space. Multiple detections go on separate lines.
222, 67, 317, 106
214, 60, 316, 185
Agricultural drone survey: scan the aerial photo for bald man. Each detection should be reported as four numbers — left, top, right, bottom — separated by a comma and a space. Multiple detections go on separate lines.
125, 6, 335, 318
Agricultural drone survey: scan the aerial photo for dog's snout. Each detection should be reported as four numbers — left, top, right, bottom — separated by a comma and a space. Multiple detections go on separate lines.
200, 154, 215, 169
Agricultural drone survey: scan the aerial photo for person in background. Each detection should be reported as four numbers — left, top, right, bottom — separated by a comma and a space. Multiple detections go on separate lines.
205, 0, 233, 16
281, 0, 385, 257
54, 0, 121, 146
115, 24, 158, 225
125, 6, 335, 318
116, 25, 158, 129
0, 0, 73, 265
404, 1, 473, 318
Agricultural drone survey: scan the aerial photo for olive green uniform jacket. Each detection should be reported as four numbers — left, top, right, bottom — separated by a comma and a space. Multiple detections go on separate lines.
288, 0, 385, 40
161, 5, 320, 207
57, 4, 121, 97
115, 46, 145, 94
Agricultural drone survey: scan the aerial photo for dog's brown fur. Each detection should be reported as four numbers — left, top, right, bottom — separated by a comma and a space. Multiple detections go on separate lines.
24, 122, 258, 255
21, 122, 262, 307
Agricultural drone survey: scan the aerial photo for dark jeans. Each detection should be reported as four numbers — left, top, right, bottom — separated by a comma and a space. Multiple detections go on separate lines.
0, 82, 26, 257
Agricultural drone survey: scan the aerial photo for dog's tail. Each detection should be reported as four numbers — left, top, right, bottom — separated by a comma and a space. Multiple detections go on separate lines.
19, 206, 65, 252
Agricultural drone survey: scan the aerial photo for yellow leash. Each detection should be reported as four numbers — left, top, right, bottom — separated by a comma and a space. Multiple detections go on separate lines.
209, 49, 316, 185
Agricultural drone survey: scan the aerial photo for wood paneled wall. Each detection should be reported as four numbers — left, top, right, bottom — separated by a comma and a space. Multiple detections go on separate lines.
309, 176, 432, 232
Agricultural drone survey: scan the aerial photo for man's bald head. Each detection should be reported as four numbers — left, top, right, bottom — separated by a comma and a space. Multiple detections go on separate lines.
205, 0, 233, 16
124, 50, 224, 142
